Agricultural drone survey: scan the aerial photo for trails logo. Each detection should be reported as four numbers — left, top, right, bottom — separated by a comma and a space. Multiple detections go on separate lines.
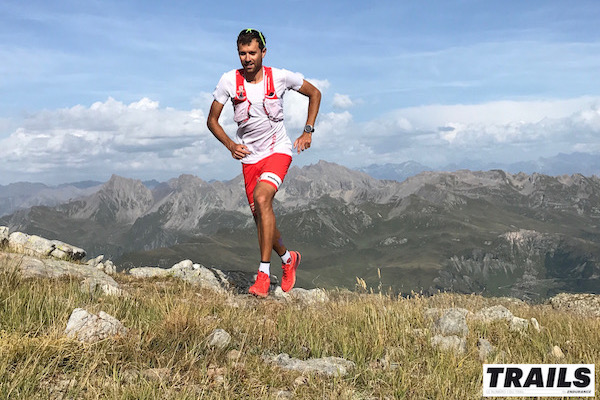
483, 364, 595, 397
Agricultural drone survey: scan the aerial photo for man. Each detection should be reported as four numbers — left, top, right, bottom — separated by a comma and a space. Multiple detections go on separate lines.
207, 29, 321, 298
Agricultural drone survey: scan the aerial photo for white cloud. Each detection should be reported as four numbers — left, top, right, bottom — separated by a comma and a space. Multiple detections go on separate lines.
2, 94, 600, 184
0, 97, 240, 184
332, 93, 354, 109
304, 97, 600, 169
283, 78, 331, 131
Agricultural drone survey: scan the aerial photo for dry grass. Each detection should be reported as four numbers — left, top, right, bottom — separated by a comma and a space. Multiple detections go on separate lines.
0, 257, 598, 399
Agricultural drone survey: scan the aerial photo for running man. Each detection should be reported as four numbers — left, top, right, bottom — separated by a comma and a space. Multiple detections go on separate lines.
207, 29, 321, 297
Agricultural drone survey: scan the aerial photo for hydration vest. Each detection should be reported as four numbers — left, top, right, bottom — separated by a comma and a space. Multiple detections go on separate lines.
232, 66, 284, 125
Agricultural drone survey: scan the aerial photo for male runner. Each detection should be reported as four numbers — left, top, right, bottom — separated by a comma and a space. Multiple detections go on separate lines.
207, 29, 321, 297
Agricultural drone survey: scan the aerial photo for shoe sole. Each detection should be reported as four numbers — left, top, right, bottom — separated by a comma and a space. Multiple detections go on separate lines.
249, 290, 268, 298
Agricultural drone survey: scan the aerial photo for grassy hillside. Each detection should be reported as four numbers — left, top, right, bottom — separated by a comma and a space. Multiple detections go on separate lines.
1, 256, 598, 399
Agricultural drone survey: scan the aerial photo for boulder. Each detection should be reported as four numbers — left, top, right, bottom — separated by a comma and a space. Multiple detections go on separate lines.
0, 226, 9, 246
509, 316, 530, 332
273, 287, 330, 304
128, 266, 171, 278
103, 260, 116, 275
430, 335, 467, 354
432, 308, 469, 337
206, 328, 231, 350
80, 278, 123, 296
64, 308, 128, 343
9, 232, 54, 256
549, 293, 600, 317
50, 240, 86, 261
86, 255, 105, 268
128, 260, 229, 293
0, 252, 121, 296
7, 232, 86, 261
472, 305, 514, 323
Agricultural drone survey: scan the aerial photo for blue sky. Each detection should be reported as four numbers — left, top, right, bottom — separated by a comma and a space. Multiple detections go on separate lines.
1, 0, 600, 184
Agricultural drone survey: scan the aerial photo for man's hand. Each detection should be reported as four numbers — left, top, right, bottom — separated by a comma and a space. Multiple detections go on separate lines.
229, 143, 251, 159
294, 132, 312, 154
295, 80, 320, 155
207, 100, 251, 160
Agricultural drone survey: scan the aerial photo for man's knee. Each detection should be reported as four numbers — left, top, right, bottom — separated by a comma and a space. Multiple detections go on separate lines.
253, 184, 276, 213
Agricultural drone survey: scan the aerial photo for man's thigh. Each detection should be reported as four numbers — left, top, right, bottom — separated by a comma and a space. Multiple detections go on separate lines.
243, 153, 292, 214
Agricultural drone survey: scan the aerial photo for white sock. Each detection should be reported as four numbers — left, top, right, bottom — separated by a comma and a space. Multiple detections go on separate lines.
259, 262, 270, 276
280, 251, 291, 265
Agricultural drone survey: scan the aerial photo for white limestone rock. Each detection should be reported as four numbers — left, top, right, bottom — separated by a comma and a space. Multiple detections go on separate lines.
0, 226, 10, 246
430, 334, 467, 354
64, 308, 128, 343
206, 328, 231, 350
472, 305, 514, 323
264, 353, 355, 377
432, 308, 469, 337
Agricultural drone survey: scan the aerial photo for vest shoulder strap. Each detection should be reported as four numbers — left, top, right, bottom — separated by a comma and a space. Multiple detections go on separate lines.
234, 67, 278, 103
234, 69, 246, 103
263, 67, 278, 99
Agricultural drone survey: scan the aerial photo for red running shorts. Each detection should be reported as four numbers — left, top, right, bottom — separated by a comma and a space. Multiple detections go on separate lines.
242, 153, 292, 215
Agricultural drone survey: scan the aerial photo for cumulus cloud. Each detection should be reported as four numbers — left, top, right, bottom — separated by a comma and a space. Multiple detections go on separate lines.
303, 97, 600, 169
332, 94, 354, 109
283, 78, 331, 130
0, 97, 238, 184
2, 94, 600, 184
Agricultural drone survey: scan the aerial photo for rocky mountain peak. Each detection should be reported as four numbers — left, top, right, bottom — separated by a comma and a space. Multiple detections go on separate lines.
280, 160, 396, 206
166, 174, 208, 191
69, 175, 154, 225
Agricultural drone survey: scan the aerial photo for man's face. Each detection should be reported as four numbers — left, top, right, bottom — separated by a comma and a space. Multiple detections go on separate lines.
238, 39, 266, 75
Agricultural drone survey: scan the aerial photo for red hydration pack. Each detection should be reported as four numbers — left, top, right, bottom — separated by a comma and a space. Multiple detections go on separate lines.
233, 67, 282, 124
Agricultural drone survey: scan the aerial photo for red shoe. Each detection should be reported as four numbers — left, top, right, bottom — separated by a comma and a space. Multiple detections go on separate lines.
281, 251, 301, 292
249, 272, 270, 298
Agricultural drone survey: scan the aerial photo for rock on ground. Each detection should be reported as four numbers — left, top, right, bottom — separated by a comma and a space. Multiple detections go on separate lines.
430, 335, 467, 354
549, 293, 600, 317
472, 305, 514, 323
7, 231, 85, 261
128, 260, 229, 293
80, 277, 123, 296
64, 308, 128, 343
509, 316, 530, 332
0, 226, 9, 245
264, 353, 355, 377
431, 308, 469, 337
206, 328, 231, 350
0, 251, 121, 296
551, 345, 565, 359
477, 338, 494, 362
272, 287, 330, 304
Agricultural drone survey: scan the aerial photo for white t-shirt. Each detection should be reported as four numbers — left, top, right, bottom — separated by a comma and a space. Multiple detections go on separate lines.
213, 67, 304, 164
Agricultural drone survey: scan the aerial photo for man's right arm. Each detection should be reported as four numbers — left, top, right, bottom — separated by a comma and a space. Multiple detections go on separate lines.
207, 100, 251, 160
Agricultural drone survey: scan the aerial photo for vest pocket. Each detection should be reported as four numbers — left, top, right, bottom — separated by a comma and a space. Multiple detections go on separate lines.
263, 99, 284, 122
233, 101, 251, 124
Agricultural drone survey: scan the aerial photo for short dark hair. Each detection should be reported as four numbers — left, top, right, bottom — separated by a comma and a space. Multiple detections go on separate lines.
237, 28, 266, 50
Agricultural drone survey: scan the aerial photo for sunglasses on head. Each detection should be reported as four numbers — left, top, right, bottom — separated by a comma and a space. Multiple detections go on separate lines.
244, 28, 266, 48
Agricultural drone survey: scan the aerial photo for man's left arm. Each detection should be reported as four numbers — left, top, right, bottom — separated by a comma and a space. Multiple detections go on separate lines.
293, 80, 321, 153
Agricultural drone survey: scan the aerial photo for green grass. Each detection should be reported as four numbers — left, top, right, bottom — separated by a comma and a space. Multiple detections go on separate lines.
1, 256, 599, 399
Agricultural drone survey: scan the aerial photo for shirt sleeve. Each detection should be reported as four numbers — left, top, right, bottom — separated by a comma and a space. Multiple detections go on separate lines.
212, 72, 232, 105
282, 69, 305, 91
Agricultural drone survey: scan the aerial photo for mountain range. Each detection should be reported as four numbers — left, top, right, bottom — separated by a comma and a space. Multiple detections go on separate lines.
358, 152, 600, 182
2, 159, 600, 300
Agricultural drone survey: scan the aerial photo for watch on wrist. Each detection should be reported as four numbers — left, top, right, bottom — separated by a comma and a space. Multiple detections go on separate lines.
304, 124, 314, 134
